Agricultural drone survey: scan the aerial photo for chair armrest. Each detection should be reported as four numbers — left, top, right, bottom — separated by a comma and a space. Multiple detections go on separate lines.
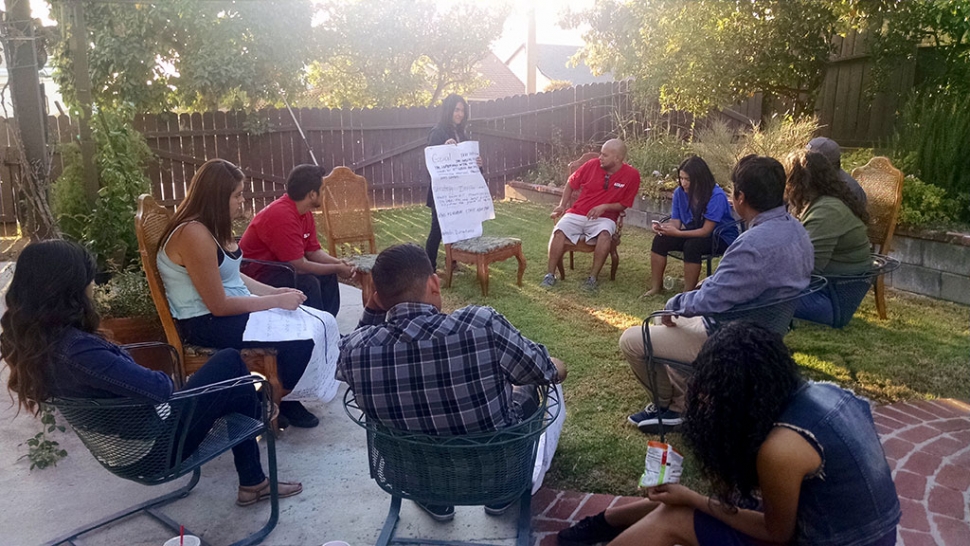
121, 342, 184, 389
711, 218, 745, 254
241, 258, 298, 288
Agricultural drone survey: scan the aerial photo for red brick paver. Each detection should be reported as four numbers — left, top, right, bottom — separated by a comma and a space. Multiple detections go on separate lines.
533, 398, 970, 546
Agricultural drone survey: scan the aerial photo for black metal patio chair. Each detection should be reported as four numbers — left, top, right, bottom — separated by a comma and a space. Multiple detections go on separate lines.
659, 215, 745, 278
42, 343, 280, 546
642, 275, 828, 442
344, 385, 562, 546
815, 254, 901, 329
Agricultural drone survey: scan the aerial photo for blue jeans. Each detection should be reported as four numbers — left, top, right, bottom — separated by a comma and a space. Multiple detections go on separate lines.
178, 349, 265, 486
794, 290, 835, 326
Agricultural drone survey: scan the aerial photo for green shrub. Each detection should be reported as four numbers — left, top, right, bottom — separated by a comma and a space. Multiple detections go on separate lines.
840, 148, 875, 174
522, 130, 584, 187
53, 109, 153, 272
892, 91, 970, 222
625, 130, 690, 182
898, 175, 963, 228
691, 115, 820, 189
93, 269, 158, 319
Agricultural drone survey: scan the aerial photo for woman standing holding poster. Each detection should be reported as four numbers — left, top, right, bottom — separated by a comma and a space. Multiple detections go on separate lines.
424, 93, 482, 270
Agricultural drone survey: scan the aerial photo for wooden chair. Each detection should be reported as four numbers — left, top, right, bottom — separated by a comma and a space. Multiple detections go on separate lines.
135, 195, 284, 423
344, 386, 561, 546
44, 354, 280, 546
851, 157, 905, 319
444, 236, 526, 297
319, 166, 378, 304
556, 152, 624, 281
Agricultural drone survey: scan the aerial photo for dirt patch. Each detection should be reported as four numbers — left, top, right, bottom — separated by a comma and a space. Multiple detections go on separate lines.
0, 237, 27, 261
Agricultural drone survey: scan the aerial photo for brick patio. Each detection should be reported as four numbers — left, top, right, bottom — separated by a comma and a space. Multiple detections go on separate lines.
533, 398, 970, 546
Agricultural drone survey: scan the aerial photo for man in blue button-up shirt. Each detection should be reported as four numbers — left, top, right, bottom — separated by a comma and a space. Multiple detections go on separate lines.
621, 155, 813, 433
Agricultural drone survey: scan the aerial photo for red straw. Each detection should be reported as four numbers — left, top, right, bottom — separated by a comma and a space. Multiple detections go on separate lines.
180, 525, 184, 546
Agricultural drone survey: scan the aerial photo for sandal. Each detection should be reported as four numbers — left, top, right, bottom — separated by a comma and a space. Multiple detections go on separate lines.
237, 478, 303, 506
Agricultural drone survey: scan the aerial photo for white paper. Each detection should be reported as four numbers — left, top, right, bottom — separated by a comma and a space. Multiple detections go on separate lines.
425, 141, 495, 244
242, 306, 341, 403
532, 384, 566, 494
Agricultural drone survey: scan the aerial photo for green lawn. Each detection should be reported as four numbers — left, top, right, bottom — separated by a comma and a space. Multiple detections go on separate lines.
368, 201, 970, 495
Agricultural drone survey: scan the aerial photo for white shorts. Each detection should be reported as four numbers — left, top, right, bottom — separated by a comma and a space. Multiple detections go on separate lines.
553, 213, 617, 244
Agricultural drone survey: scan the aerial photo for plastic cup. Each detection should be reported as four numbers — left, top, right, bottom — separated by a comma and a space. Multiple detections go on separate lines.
322, 542, 350, 546
163, 536, 201, 546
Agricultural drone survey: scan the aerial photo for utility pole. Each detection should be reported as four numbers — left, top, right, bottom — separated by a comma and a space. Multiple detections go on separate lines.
526, 5, 537, 94
1, 0, 59, 239
67, 0, 98, 203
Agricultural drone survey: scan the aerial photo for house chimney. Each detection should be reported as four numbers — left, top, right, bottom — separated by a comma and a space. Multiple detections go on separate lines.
526, 6, 537, 94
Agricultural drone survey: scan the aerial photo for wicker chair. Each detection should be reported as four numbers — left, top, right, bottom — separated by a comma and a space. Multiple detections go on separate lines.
642, 276, 827, 442
658, 214, 744, 277
135, 195, 284, 426
557, 152, 624, 281
344, 386, 562, 546
319, 166, 378, 304
43, 353, 279, 546
851, 157, 905, 319
816, 254, 901, 329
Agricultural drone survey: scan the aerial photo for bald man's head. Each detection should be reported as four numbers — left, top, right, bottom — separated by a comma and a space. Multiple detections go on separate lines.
599, 139, 627, 172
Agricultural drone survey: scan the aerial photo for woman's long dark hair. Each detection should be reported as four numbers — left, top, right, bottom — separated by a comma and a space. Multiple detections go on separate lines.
785, 150, 869, 223
2, 240, 100, 414
435, 93, 468, 141
679, 156, 718, 227
682, 322, 803, 509
160, 158, 244, 248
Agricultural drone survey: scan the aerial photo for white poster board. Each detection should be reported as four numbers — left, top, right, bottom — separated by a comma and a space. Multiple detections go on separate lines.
425, 141, 495, 244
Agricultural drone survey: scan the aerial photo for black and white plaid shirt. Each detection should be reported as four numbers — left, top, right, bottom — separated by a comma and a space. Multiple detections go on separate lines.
337, 302, 559, 435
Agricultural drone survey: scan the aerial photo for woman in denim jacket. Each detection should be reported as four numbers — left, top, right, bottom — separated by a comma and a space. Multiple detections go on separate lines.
1, 240, 302, 506
558, 322, 899, 546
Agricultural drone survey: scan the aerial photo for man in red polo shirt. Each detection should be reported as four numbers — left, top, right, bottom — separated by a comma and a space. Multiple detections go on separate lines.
240, 164, 355, 315
542, 139, 641, 291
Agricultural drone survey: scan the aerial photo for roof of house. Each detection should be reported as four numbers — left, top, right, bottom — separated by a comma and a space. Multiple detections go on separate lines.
466, 52, 525, 102
506, 44, 614, 86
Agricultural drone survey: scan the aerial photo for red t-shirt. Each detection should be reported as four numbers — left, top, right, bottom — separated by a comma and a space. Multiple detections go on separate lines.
566, 159, 641, 222
239, 195, 321, 278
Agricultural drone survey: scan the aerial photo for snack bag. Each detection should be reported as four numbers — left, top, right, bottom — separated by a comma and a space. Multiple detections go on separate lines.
639, 441, 683, 487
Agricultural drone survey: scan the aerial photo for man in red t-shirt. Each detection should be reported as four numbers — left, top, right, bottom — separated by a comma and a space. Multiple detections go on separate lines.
542, 139, 641, 290
240, 164, 355, 315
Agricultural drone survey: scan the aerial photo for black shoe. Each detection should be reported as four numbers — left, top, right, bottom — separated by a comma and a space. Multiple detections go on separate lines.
276, 414, 290, 430
415, 501, 455, 522
483, 499, 516, 516
278, 401, 319, 428
557, 512, 623, 545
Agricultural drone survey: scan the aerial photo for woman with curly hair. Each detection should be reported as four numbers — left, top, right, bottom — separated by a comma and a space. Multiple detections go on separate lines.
1, 240, 302, 506
558, 322, 899, 546
785, 150, 871, 324
644, 156, 738, 297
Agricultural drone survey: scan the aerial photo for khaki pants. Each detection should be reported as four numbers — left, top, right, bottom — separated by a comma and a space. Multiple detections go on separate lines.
619, 316, 708, 413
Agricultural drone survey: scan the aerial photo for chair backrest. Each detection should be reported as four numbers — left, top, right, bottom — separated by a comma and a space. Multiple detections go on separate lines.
346, 387, 560, 506
708, 276, 828, 335
320, 166, 377, 257
51, 397, 189, 485
851, 157, 904, 253
135, 194, 186, 371
567, 152, 600, 177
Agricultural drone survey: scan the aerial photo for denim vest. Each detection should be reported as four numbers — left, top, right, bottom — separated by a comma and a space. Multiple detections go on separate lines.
776, 382, 900, 546
156, 222, 250, 319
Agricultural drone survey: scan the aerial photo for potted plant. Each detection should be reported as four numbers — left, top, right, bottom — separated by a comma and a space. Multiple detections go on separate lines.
94, 268, 165, 344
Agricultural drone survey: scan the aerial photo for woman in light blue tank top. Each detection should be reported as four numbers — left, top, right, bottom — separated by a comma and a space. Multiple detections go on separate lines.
158, 158, 322, 428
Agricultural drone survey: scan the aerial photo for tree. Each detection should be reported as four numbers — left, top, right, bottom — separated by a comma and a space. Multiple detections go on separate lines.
567, 0, 839, 117
305, 0, 507, 108
47, 0, 317, 112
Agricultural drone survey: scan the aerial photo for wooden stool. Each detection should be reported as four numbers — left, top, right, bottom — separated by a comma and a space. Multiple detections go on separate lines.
444, 236, 526, 297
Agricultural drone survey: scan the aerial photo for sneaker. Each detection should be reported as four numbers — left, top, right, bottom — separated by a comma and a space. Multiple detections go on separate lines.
557, 512, 623, 545
483, 499, 516, 516
415, 501, 455, 522
629, 404, 683, 434
540, 273, 557, 288
581, 277, 597, 292
278, 401, 319, 428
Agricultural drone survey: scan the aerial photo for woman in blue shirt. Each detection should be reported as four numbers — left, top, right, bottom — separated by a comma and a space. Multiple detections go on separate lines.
1, 240, 302, 506
644, 156, 738, 297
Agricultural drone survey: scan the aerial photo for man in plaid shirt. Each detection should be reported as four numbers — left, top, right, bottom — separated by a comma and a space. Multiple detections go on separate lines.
337, 243, 567, 521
